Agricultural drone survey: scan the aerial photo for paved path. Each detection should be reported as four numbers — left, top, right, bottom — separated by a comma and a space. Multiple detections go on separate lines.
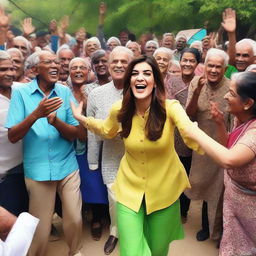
46, 200, 219, 256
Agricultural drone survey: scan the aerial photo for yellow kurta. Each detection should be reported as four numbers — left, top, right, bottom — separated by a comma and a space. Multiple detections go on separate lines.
84, 99, 203, 214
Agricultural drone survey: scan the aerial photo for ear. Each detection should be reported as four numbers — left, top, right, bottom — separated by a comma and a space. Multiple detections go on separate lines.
244, 98, 254, 111
32, 65, 39, 76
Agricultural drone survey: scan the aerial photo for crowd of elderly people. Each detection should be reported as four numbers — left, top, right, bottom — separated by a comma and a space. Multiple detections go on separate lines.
0, 3, 256, 256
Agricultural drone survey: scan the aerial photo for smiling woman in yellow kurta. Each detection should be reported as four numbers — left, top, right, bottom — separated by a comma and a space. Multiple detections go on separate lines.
71, 55, 203, 256
84, 99, 202, 214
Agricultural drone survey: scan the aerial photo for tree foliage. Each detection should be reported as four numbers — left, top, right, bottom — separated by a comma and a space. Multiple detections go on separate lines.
4, 0, 256, 39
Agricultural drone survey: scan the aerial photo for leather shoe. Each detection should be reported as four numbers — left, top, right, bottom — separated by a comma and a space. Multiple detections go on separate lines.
196, 229, 210, 241
104, 235, 118, 255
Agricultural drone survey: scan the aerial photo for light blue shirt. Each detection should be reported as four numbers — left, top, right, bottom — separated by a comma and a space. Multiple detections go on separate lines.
5, 79, 79, 181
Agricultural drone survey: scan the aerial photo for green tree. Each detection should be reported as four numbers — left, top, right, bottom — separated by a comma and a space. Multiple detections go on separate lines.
5, 0, 256, 39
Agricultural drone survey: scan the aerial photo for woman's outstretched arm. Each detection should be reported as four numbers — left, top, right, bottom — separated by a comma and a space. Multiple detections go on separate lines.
71, 101, 120, 139
184, 122, 255, 168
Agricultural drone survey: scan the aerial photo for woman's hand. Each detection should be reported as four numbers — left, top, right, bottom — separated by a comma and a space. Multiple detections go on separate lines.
70, 101, 86, 124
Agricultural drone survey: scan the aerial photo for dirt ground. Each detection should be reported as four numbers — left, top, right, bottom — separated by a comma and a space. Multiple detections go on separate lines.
46, 200, 219, 256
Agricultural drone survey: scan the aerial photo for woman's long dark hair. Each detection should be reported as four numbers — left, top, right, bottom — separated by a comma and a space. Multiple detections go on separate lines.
118, 55, 166, 141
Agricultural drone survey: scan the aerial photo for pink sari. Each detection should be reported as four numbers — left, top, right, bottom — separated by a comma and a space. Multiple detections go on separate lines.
220, 118, 256, 256
227, 118, 256, 149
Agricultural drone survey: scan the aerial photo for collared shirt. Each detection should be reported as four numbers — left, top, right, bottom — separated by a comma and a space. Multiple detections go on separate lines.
0, 90, 22, 176
84, 99, 203, 214
5, 79, 78, 181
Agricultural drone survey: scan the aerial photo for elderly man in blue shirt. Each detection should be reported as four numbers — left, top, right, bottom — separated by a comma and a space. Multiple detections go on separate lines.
6, 50, 84, 256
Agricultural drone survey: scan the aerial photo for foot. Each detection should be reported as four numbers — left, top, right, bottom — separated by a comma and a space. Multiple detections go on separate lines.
91, 221, 102, 241
196, 229, 210, 241
104, 235, 118, 255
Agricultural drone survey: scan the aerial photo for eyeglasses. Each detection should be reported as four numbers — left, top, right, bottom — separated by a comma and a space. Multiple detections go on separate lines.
70, 65, 88, 71
39, 59, 60, 65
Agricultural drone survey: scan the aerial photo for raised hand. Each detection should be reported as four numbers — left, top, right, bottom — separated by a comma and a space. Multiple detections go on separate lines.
210, 101, 224, 125
49, 19, 58, 35
21, 18, 35, 36
99, 2, 107, 15
208, 32, 218, 48
75, 27, 86, 43
34, 97, 63, 119
70, 101, 85, 123
221, 8, 236, 33
195, 75, 207, 95
0, 7, 10, 31
58, 16, 69, 38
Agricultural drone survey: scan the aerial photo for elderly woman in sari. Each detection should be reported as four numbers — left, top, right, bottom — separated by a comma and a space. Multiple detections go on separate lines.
165, 47, 201, 222
144, 40, 159, 56
153, 47, 173, 85
83, 37, 101, 58
126, 41, 141, 58
106, 37, 121, 52
184, 71, 256, 256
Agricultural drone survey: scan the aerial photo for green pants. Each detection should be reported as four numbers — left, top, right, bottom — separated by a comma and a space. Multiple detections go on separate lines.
117, 200, 184, 256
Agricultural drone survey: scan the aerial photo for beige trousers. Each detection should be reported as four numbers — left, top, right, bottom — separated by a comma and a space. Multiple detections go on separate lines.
106, 183, 118, 237
25, 170, 82, 256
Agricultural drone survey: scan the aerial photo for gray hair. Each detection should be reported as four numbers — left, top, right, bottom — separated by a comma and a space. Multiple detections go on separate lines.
109, 46, 134, 63
163, 33, 175, 39
190, 40, 203, 53
175, 34, 187, 42
205, 48, 229, 67
56, 44, 74, 59
13, 36, 31, 52
107, 37, 121, 46
25, 51, 40, 70
245, 64, 256, 72
91, 49, 107, 64
153, 47, 173, 60
125, 40, 140, 49
6, 48, 24, 60
69, 57, 89, 71
83, 37, 101, 50
0, 50, 11, 61
236, 38, 256, 56
33, 50, 56, 65
145, 40, 159, 49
